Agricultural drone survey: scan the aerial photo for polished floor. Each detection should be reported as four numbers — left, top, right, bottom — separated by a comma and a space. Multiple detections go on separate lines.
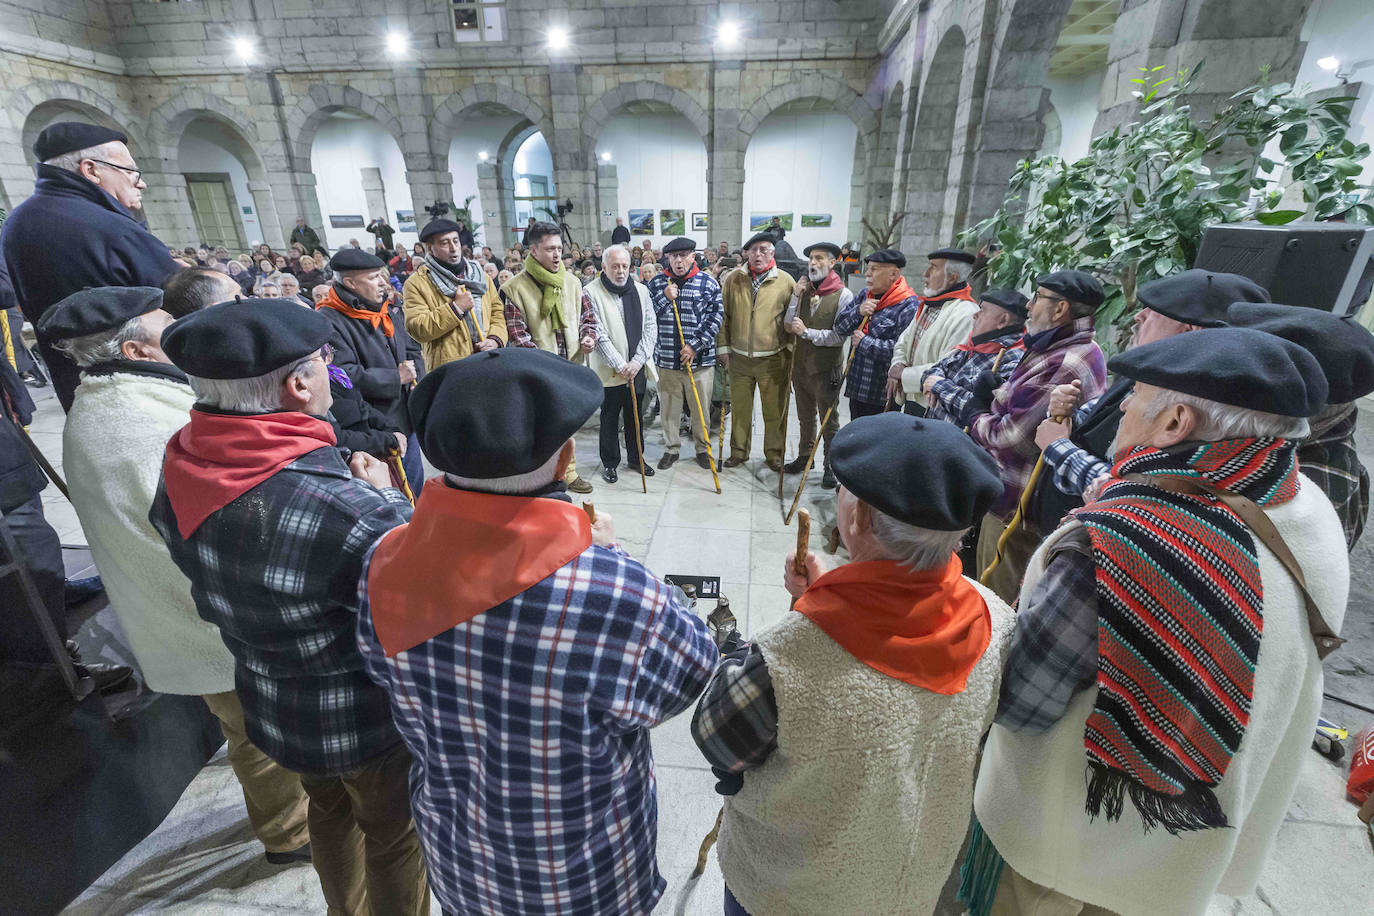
15, 375, 1371, 914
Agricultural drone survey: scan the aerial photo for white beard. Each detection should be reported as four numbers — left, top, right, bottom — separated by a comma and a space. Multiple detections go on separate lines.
807, 265, 827, 282
922, 285, 939, 296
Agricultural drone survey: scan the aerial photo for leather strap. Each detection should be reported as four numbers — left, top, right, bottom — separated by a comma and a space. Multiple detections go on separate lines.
1122, 474, 1345, 659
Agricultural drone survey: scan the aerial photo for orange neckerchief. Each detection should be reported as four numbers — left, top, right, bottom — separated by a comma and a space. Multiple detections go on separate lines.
873, 275, 917, 313
366, 480, 592, 656
794, 556, 991, 693
317, 285, 394, 337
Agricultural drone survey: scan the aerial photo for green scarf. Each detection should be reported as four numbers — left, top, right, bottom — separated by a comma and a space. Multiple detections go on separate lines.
522, 254, 570, 333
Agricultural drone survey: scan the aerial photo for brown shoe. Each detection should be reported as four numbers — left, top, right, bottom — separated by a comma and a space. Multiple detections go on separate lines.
658, 452, 679, 470
723, 456, 747, 468
568, 476, 594, 494
764, 459, 783, 473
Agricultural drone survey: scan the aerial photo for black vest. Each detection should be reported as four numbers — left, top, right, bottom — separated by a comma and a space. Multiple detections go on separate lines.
1026, 376, 1134, 535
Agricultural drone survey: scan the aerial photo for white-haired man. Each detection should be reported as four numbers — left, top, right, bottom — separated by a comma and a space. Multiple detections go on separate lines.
885, 247, 979, 412
1, 122, 180, 410
39, 286, 312, 868
966, 328, 1347, 916
149, 298, 429, 914
692, 414, 1015, 915
585, 244, 658, 482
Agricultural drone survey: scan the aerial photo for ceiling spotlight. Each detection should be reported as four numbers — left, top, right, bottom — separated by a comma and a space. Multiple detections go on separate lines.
478, 150, 489, 161
1317, 56, 1340, 72
231, 36, 256, 62
718, 20, 741, 47
386, 31, 407, 56
600, 151, 611, 162
548, 27, 569, 51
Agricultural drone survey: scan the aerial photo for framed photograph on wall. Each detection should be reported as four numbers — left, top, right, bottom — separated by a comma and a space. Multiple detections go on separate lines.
691, 212, 708, 231
800, 213, 832, 228
396, 210, 416, 232
660, 209, 686, 236
749, 212, 793, 231
628, 209, 654, 235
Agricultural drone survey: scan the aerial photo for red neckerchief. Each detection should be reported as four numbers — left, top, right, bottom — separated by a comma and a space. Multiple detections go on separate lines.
366, 481, 593, 656
669, 263, 701, 284
162, 410, 337, 538
317, 286, 394, 337
956, 328, 1025, 355
794, 556, 991, 693
814, 271, 844, 296
873, 275, 917, 313
748, 259, 777, 277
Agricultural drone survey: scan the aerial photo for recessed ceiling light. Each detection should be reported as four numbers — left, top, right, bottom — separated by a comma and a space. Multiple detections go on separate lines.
478, 150, 489, 161
231, 36, 255, 62
1317, 56, 1340, 72
386, 31, 407, 56
548, 27, 569, 51
718, 21, 741, 47
600, 151, 611, 162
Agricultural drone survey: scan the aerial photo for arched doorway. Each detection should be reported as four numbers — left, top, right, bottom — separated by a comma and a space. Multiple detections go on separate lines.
595, 100, 708, 249
176, 117, 268, 250
444, 104, 531, 250
310, 112, 413, 251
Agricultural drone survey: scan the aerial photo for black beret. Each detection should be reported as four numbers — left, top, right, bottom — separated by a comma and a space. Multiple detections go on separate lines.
803, 242, 842, 258
1136, 269, 1269, 328
1036, 269, 1104, 309
980, 288, 1029, 321
864, 248, 907, 268
38, 286, 164, 341
1224, 302, 1374, 403
33, 122, 127, 162
662, 237, 697, 254
162, 297, 333, 379
743, 233, 777, 250
418, 219, 461, 242
927, 247, 976, 265
831, 414, 1001, 530
1108, 326, 1327, 418
330, 249, 385, 272
411, 349, 603, 478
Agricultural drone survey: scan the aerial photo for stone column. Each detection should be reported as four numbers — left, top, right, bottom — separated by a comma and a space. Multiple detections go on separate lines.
360, 167, 387, 226
709, 62, 745, 246
547, 63, 598, 243
475, 161, 505, 249
247, 180, 285, 250
141, 159, 197, 246
596, 162, 618, 245
847, 137, 868, 248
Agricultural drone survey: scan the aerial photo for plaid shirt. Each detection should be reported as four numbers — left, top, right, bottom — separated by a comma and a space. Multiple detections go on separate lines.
149, 448, 412, 774
647, 271, 723, 370
356, 536, 717, 915
506, 289, 600, 358
967, 318, 1107, 518
1298, 403, 1369, 549
995, 525, 1099, 731
833, 289, 921, 406
689, 632, 778, 795
922, 332, 1026, 423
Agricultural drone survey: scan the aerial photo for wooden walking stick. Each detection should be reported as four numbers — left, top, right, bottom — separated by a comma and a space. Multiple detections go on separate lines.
978, 396, 1070, 585
716, 370, 728, 469
668, 295, 722, 494
387, 448, 416, 505
776, 344, 796, 510
782, 323, 866, 525
626, 378, 647, 493
582, 501, 596, 524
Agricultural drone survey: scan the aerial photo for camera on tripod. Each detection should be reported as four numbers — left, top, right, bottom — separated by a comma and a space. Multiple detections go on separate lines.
424, 200, 451, 219
556, 198, 574, 219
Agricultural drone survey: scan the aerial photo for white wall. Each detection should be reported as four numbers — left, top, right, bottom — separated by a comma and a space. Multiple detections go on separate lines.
447, 113, 523, 246
1294, 0, 1374, 186
1046, 71, 1102, 162
741, 111, 857, 251
311, 113, 416, 250
177, 122, 261, 246
598, 112, 709, 248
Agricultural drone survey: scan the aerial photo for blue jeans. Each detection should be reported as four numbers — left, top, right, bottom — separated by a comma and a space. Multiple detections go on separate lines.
401, 433, 424, 491
725, 885, 751, 916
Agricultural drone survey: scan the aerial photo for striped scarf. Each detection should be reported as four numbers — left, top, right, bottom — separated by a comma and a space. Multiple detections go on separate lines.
1074, 437, 1299, 832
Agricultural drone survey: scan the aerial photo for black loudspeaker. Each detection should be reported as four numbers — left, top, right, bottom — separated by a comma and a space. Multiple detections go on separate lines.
1194, 222, 1374, 316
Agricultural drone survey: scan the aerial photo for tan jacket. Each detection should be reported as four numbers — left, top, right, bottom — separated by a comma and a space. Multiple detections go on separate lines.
402, 262, 506, 370
719, 266, 795, 358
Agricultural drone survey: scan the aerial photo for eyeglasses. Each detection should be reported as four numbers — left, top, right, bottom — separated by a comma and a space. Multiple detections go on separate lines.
88, 159, 143, 183
1032, 290, 1068, 307
316, 342, 335, 366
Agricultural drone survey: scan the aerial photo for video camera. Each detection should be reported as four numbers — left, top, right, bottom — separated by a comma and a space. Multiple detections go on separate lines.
556, 198, 574, 219
424, 200, 451, 219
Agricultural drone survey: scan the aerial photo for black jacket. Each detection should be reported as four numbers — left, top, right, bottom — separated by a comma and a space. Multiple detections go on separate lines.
0, 354, 45, 513
611, 225, 631, 245
319, 284, 420, 435
1, 164, 180, 410
326, 371, 401, 459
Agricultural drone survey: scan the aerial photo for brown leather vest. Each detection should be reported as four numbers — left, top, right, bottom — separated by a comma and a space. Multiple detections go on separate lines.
794, 288, 844, 375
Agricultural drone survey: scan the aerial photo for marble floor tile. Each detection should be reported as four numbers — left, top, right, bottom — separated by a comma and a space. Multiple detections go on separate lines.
644, 526, 752, 585
749, 528, 815, 584
747, 583, 794, 637
650, 707, 711, 771
660, 487, 754, 531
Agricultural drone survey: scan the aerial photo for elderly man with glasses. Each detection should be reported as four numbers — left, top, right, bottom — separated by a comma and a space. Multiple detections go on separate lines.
0, 122, 180, 410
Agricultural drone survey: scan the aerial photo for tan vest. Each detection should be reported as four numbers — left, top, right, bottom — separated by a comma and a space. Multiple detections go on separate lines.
584, 276, 657, 387
500, 268, 584, 359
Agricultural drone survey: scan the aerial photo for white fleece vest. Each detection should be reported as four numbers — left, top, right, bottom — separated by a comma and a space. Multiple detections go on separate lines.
719, 582, 1016, 916
974, 482, 1349, 916
584, 276, 656, 387
64, 370, 237, 696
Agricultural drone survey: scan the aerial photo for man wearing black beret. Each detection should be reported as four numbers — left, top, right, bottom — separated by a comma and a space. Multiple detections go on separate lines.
833, 249, 923, 418
887, 247, 981, 412
1227, 301, 1374, 548
148, 298, 429, 914
964, 269, 1108, 602
720, 232, 796, 471
919, 288, 1028, 423
1028, 270, 1270, 538
691, 414, 1015, 915
1, 121, 180, 411
318, 248, 425, 489
971, 327, 1347, 916
402, 218, 506, 372
355, 348, 716, 915
781, 241, 854, 488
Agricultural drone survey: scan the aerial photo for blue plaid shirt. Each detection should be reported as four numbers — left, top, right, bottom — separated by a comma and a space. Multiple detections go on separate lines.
357, 534, 718, 915
1043, 395, 1112, 497
833, 289, 921, 406
922, 332, 1026, 423
647, 271, 723, 370
149, 446, 412, 775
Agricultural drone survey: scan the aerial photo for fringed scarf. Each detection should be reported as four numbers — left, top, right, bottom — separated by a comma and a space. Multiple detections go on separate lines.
423, 252, 481, 297
522, 254, 571, 333
1074, 437, 1300, 833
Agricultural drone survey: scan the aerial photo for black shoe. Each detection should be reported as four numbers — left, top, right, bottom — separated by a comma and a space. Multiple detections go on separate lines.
783, 455, 809, 474
65, 642, 136, 694
21, 370, 47, 389
821, 465, 837, 489
626, 461, 655, 477
64, 575, 104, 608
601, 466, 618, 484
568, 476, 594, 494
265, 843, 312, 866
695, 453, 711, 469
658, 453, 679, 470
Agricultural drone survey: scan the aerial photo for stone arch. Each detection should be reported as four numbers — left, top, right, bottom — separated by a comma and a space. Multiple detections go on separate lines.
429, 82, 553, 160
737, 72, 878, 147
580, 80, 712, 153
902, 26, 968, 256
9, 80, 144, 165
147, 89, 268, 178
286, 83, 406, 167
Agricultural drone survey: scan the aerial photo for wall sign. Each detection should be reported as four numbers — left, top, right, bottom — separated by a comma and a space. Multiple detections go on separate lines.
329, 214, 365, 229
